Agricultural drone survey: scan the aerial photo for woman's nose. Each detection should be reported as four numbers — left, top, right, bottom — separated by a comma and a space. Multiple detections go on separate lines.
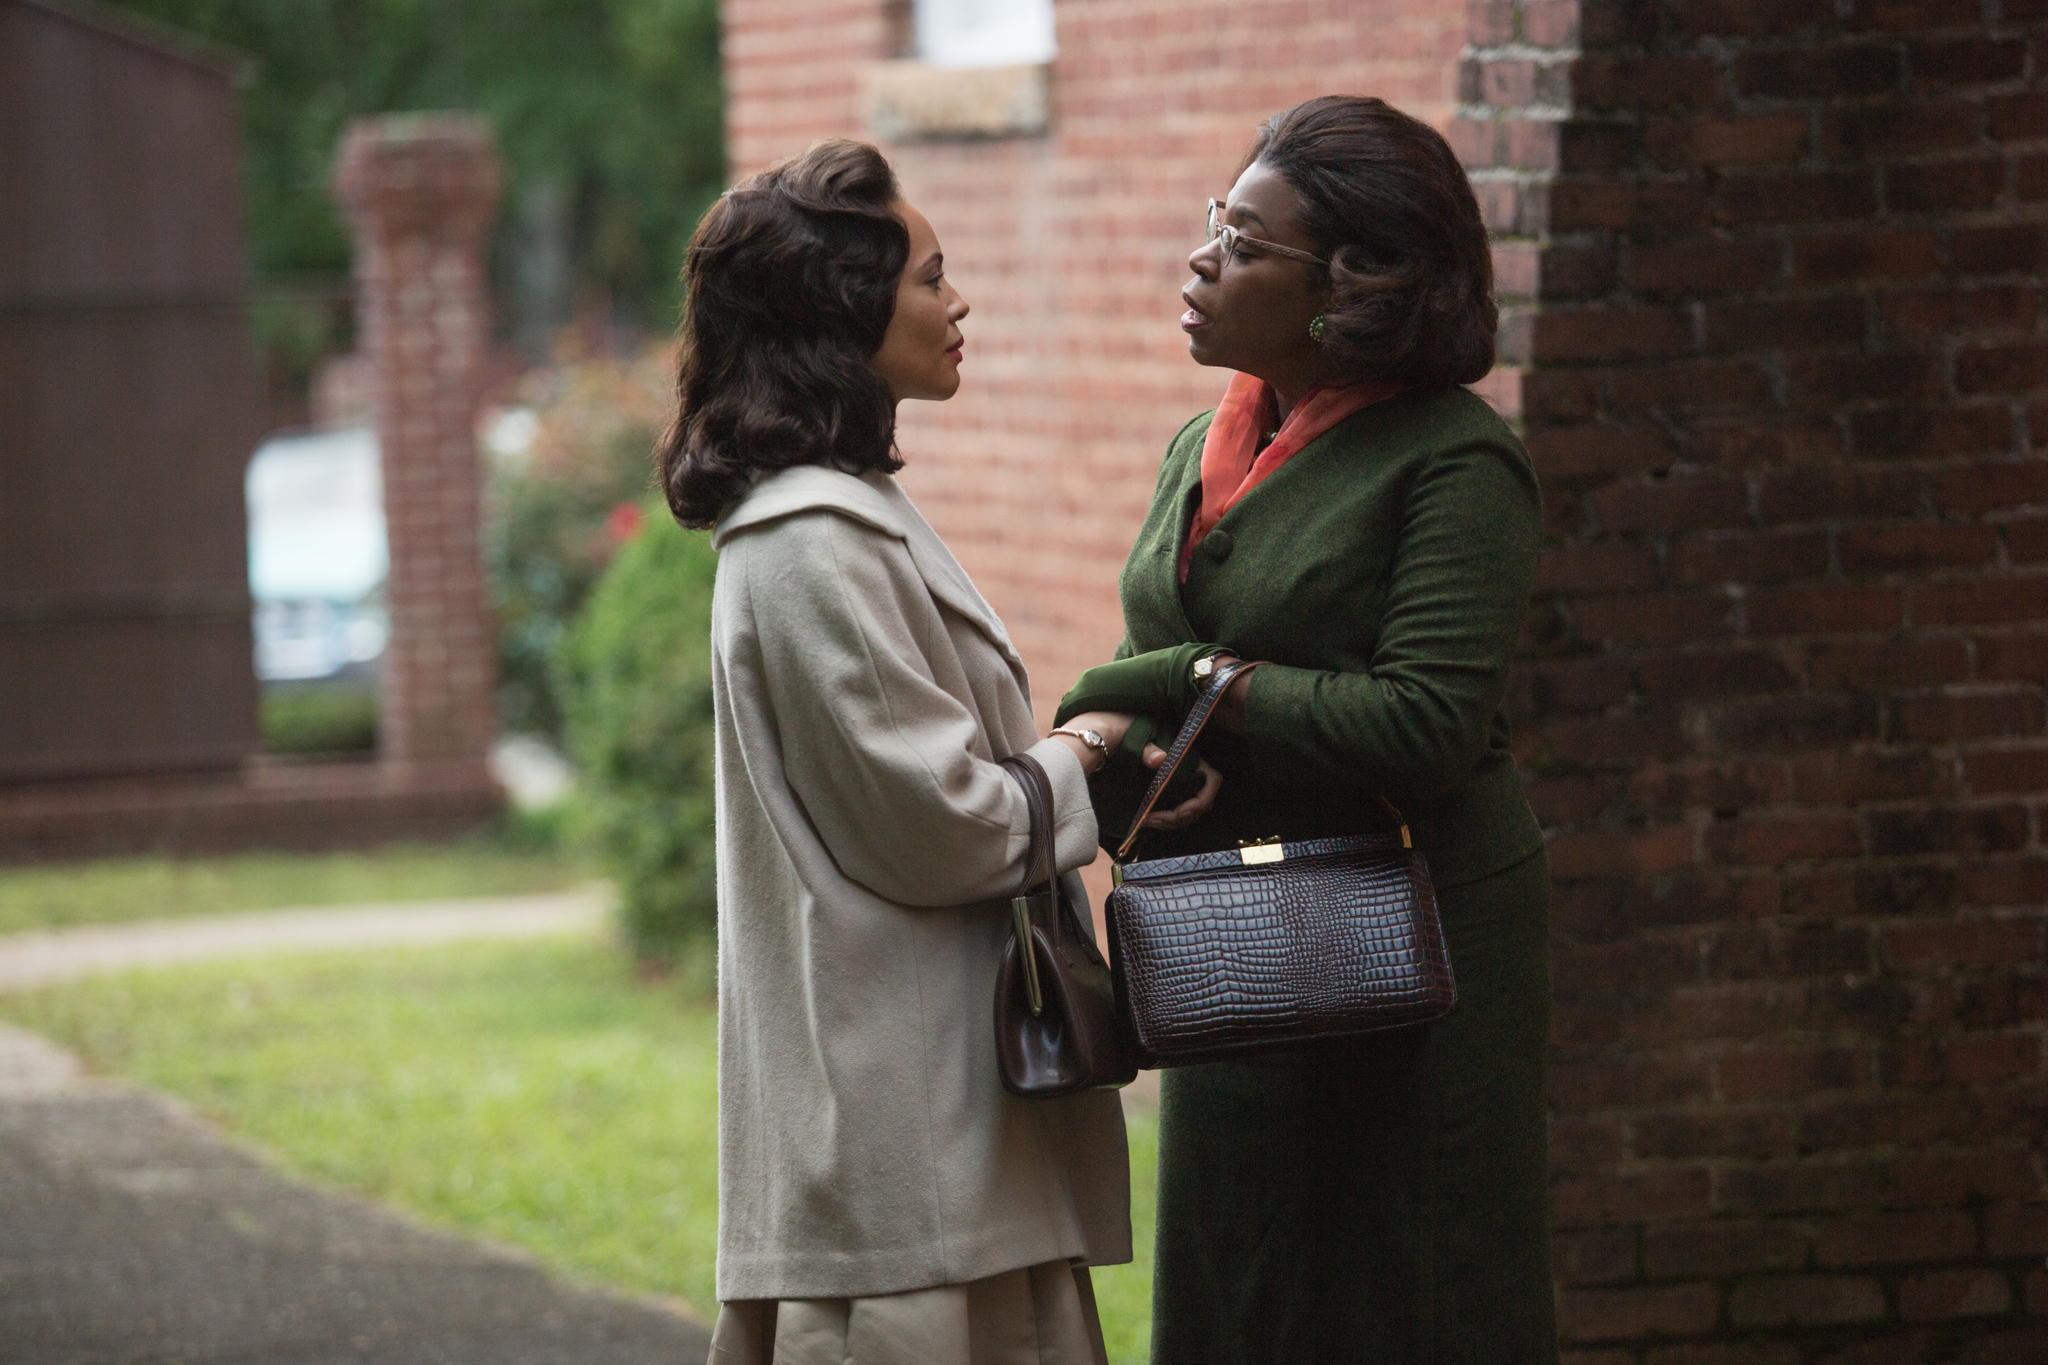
1187, 239, 1220, 279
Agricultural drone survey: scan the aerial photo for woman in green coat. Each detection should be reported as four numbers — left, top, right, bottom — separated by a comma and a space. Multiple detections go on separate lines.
1082, 96, 1555, 1362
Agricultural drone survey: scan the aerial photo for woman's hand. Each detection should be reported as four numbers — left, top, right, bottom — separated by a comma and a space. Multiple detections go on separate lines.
1051, 710, 1136, 776
1141, 746, 1223, 829
1212, 667, 1254, 735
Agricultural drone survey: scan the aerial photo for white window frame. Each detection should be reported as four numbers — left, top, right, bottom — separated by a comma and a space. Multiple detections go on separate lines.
914, 0, 1055, 70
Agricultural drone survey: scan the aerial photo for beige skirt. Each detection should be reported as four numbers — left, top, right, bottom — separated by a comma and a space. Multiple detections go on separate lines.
706, 1260, 1109, 1365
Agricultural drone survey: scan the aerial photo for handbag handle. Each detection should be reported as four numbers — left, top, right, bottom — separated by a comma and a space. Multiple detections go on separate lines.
1115, 656, 1262, 861
1000, 752, 1062, 1015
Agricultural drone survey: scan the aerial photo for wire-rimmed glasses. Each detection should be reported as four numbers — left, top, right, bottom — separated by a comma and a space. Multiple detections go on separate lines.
1206, 198, 1328, 268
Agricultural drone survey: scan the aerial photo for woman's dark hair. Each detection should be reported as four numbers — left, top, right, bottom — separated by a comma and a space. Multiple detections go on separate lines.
659, 140, 909, 528
1246, 95, 1497, 389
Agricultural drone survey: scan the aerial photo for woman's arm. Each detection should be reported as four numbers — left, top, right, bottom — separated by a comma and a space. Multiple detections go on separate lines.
738, 512, 1110, 906
1224, 442, 1541, 800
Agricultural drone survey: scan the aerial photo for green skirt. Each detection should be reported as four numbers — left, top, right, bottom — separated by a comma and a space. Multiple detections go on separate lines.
1149, 848, 1556, 1365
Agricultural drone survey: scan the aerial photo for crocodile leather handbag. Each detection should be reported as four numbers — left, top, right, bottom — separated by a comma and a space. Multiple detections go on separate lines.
1103, 657, 1457, 1068
992, 752, 1139, 1097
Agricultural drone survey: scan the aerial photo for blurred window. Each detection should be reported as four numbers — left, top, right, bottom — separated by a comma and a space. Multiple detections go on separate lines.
916, 0, 1055, 68
245, 427, 389, 681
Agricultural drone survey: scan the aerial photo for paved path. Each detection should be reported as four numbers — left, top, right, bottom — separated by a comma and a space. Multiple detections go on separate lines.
0, 1024, 712, 1363
0, 890, 607, 991
0, 893, 713, 1363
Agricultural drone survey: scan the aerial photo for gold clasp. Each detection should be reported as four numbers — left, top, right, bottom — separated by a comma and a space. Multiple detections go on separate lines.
1238, 838, 1285, 865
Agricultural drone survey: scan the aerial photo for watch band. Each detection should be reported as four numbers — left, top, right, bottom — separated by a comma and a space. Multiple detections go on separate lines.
1051, 725, 1108, 754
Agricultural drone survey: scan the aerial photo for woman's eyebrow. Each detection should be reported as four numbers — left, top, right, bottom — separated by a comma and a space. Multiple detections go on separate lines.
920, 251, 944, 273
1232, 206, 1270, 230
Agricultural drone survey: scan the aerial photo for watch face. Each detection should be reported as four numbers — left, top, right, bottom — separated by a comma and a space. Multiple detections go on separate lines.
1193, 657, 1214, 677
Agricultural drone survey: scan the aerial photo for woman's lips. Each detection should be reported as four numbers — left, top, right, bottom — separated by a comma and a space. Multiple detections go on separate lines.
1181, 295, 1211, 331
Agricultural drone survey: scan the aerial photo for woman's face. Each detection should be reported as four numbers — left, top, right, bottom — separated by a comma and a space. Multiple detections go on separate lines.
1181, 161, 1329, 390
870, 200, 969, 403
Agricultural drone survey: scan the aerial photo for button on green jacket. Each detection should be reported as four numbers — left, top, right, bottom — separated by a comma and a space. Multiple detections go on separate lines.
1112, 384, 1545, 890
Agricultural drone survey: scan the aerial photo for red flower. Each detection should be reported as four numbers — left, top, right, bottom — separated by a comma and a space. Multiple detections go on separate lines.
604, 501, 646, 545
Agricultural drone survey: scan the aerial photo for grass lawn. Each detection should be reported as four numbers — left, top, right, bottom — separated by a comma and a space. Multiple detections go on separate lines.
0, 840, 588, 936
0, 935, 1160, 1360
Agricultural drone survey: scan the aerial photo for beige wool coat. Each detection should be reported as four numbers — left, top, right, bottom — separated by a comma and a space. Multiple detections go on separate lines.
707, 465, 1132, 1303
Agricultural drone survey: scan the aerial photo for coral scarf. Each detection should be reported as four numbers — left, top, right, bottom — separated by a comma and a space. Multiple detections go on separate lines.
1179, 372, 1399, 582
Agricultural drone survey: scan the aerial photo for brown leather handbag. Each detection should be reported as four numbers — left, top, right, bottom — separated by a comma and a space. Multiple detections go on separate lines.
1103, 658, 1458, 1068
992, 753, 1139, 1097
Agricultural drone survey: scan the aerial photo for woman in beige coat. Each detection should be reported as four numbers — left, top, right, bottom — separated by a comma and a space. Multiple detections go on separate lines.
658, 141, 1141, 1365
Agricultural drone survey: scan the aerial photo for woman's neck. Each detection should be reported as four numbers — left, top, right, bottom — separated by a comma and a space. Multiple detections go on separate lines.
1260, 360, 1330, 427
1269, 382, 1307, 426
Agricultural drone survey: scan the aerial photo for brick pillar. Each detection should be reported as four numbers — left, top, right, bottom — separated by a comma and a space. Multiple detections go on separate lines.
333, 115, 502, 771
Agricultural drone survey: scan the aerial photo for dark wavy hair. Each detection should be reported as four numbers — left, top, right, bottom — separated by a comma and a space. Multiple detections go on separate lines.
659, 140, 909, 528
1246, 96, 1497, 389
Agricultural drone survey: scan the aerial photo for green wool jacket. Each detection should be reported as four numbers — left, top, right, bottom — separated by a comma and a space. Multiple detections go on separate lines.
1111, 384, 1545, 892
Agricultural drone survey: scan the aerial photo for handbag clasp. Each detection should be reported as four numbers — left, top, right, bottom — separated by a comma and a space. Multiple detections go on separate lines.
1011, 895, 1044, 1016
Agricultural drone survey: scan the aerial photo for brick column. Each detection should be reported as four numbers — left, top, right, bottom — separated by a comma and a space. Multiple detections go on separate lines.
333, 115, 502, 771
1464, 2, 2048, 1360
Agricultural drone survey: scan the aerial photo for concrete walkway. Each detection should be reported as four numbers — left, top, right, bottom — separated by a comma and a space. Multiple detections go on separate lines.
0, 892, 713, 1363
0, 889, 607, 991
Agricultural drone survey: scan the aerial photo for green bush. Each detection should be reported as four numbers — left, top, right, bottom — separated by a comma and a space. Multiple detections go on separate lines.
261, 685, 378, 754
485, 345, 672, 741
555, 508, 718, 962
489, 435, 655, 740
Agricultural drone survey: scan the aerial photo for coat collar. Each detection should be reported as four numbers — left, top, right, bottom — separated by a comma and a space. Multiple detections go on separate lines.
715, 465, 1027, 677
714, 464, 905, 545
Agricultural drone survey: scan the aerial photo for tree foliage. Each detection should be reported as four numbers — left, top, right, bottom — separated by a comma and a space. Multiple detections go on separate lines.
106, 0, 722, 325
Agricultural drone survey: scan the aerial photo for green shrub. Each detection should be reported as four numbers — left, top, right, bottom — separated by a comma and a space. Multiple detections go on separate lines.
486, 346, 671, 741
555, 508, 718, 962
491, 453, 647, 740
261, 685, 378, 754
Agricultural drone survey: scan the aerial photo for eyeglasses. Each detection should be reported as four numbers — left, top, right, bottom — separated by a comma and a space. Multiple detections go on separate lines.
1206, 199, 1328, 268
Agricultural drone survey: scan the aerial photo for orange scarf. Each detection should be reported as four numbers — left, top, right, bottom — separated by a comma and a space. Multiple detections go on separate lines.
1179, 372, 1399, 582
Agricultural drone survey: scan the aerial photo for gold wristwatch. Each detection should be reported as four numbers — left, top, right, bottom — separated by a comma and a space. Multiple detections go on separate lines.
1052, 725, 1108, 755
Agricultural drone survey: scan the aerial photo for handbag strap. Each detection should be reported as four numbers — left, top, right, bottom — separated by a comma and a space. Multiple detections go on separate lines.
1115, 656, 1262, 861
999, 753, 1064, 978
1002, 753, 1058, 902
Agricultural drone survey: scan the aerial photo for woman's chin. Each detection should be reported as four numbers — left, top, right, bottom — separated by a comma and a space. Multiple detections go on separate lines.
1185, 333, 1228, 368
898, 367, 963, 403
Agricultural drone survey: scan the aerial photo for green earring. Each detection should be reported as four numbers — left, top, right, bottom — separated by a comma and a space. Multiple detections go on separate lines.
1309, 314, 1326, 342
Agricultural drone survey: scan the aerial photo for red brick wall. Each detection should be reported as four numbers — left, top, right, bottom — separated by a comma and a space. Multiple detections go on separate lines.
724, 0, 2048, 1356
1463, 2, 2048, 1359
724, 0, 1468, 699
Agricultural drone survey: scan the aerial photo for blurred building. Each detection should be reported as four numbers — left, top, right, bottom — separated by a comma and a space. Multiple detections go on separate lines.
0, 0, 260, 783
0, 3, 501, 856
724, 0, 2048, 1359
